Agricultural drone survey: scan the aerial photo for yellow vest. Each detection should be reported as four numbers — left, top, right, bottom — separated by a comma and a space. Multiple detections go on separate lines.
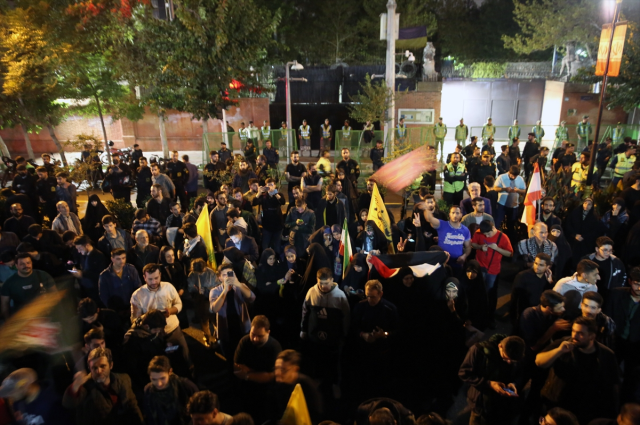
614, 153, 635, 177
444, 163, 466, 193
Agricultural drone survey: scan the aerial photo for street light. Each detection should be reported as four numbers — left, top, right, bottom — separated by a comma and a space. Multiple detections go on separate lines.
285, 60, 304, 154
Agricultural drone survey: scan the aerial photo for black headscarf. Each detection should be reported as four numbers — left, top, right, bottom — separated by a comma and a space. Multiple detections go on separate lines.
257, 248, 287, 296
341, 253, 368, 291
548, 224, 572, 281
459, 260, 488, 330
223, 246, 247, 279
299, 242, 332, 296
356, 220, 388, 254
82, 194, 110, 242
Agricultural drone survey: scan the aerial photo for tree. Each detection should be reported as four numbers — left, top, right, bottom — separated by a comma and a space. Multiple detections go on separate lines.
0, 7, 70, 164
348, 75, 394, 125
502, 0, 601, 60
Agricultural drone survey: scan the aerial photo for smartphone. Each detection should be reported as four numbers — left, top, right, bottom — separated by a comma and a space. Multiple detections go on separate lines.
165, 345, 179, 353
227, 271, 234, 277
68, 270, 78, 273
504, 388, 516, 395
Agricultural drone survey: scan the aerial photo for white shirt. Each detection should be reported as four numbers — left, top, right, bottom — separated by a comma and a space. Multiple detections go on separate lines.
130, 282, 182, 333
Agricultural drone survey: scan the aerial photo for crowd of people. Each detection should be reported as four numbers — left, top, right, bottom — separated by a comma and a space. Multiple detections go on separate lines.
0, 122, 640, 425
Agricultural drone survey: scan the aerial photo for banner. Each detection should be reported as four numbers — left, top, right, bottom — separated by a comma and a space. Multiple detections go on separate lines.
596, 22, 627, 77
367, 183, 395, 253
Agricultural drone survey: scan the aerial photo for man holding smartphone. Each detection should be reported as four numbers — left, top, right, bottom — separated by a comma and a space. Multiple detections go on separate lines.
130, 263, 191, 373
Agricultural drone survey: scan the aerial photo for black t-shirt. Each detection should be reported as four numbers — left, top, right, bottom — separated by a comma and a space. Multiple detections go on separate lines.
285, 163, 307, 191
592, 257, 612, 292
1, 270, 55, 311
234, 335, 282, 372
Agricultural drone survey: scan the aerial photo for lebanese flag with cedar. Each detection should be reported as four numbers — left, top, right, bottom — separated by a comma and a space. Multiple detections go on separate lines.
521, 163, 543, 228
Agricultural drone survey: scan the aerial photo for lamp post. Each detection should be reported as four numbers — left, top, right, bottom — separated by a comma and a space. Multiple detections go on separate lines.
586, 0, 622, 185
384, 0, 397, 151
285, 60, 304, 154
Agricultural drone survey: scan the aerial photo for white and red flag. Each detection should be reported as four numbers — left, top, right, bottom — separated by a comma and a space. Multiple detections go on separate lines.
521, 163, 543, 228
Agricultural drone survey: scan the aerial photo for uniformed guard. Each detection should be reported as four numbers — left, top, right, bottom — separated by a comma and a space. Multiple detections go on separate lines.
443, 152, 467, 206
433, 117, 447, 157
238, 121, 249, 147
397, 117, 407, 146
261, 120, 271, 143
166, 150, 189, 208
298, 119, 311, 156
320, 118, 332, 152
482, 117, 495, 142
363, 120, 375, 144
532, 120, 545, 144
555, 121, 569, 148
247, 121, 259, 144
508, 119, 521, 144
577, 115, 592, 149
455, 118, 468, 146
610, 143, 637, 188
279, 121, 289, 155
612, 122, 625, 147
342, 120, 352, 146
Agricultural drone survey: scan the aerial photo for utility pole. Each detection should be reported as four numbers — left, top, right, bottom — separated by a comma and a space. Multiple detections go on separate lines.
384, 0, 397, 152
586, 0, 622, 185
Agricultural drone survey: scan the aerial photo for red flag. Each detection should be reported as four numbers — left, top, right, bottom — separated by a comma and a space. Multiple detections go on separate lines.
521, 163, 542, 228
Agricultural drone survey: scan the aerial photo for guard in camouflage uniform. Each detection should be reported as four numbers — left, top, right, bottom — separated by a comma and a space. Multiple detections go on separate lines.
455, 118, 469, 146
508, 119, 521, 144
433, 117, 447, 158
482, 118, 495, 143
532, 120, 545, 144
577, 115, 592, 149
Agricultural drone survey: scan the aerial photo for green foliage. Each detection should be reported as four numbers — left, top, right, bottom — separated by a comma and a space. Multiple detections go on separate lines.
470, 62, 507, 79
105, 198, 136, 230
347, 75, 395, 125
436, 198, 450, 214
61, 134, 102, 184
502, 0, 600, 59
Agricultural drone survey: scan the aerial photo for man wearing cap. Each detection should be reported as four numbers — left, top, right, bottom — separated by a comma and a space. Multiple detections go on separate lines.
481, 137, 496, 162
577, 115, 592, 148
508, 119, 521, 143
612, 122, 625, 146
433, 117, 447, 157
555, 121, 569, 148
0, 368, 71, 425
455, 118, 468, 146
482, 118, 495, 142
63, 347, 143, 424
610, 143, 637, 188
298, 119, 311, 156
532, 120, 545, 144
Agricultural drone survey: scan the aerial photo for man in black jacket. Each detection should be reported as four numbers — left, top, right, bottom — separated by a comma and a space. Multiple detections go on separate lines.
73, 235, 108, 305
522, 133, 540, 181
166, 150, 189, 209
370, 140, 385, 171
583, 236, 627, 300
127, 230, 160, 278
146, 184, 172, 226
510, 253, 554, 327
180, 223, 208, 272
496, 145, 511, 176
253, 178, 286, 255
459, 335, 526, 425
604, 267, 640, 401
314, 185, 346, 230
36, 166, 58, 221
135, 157, 153, 208
203, 151, 226, 193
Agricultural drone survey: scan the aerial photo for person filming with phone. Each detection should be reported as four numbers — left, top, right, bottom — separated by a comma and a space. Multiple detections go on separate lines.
210, 262, 256, 360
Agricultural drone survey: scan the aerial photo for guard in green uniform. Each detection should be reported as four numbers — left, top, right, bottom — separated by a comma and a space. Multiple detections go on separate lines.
397, 117, 407, 147
532, 120, 545, 144
612, 122, 625, 147
320, 118, 332, 152
261, 120, 271, 144
279, 122, 289, 154
363, 120, 375, 144
238, 121, 249, 148
554, 120, 569, 153
508, 119, 521, 144
455, 118, 468, 146
482, 117, 495, 143
298, 119, 311, 156
443, 152, 467, 206
433, 117, 447, 158
610, 144, 637, 188
247, 121, 259, 144
577, 115, 592, 149
342, 120, 352, 147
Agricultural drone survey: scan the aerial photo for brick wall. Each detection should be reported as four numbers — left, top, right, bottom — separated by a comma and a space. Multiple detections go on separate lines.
559, 92, 627, 126
0, 97, 270, 156
394, 88, 442, 129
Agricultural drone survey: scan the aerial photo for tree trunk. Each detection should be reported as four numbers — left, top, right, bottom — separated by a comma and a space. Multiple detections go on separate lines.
0, 132, 10, 158
201, 118, 208, 165
46, 124, 68, 167
94, 94, 111, 165
20, 123, 35, 160
159, 111, 169, 158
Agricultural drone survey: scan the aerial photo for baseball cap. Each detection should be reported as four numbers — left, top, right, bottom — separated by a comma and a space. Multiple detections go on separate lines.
0, 368, 37, 398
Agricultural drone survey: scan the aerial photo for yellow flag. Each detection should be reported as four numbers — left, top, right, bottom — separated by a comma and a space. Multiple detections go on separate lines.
281, 383, 312, 425
367, 183, 395, 254
196, 203, 217, 270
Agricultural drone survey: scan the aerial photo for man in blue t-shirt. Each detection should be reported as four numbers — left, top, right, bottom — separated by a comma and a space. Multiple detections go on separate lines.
425, 205, 471, 267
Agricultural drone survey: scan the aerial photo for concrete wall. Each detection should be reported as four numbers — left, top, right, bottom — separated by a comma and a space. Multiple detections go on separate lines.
0, 98, 270, 156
